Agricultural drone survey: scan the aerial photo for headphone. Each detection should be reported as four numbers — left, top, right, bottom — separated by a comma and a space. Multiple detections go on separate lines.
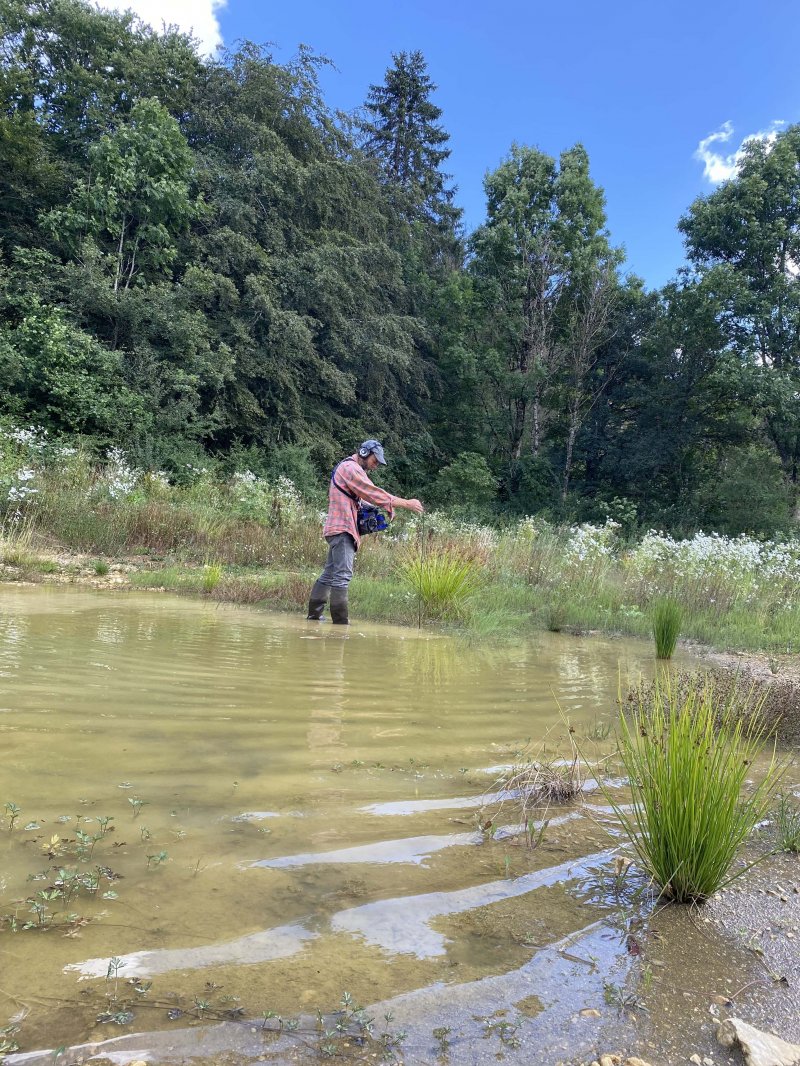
358, 446, 372, 457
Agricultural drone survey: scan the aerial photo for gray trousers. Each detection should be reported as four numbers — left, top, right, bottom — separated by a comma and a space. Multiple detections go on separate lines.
317, 533, 356, 588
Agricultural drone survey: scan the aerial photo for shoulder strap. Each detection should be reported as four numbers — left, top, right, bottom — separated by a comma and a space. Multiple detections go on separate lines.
331, 458, 359, 502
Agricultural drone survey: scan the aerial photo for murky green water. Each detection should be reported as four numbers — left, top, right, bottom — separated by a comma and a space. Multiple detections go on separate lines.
1, 586, 797, 1065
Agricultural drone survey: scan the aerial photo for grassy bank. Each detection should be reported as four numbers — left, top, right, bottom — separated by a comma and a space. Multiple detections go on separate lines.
2, 432, 800, 655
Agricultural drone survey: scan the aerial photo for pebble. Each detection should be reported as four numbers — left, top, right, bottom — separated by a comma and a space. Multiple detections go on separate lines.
589, 1059, 652, 1066
690, 1056, 703, 1065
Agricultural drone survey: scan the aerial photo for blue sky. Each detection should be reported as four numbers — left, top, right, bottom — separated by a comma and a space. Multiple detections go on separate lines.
103, 0, 800, 289
219, 0, 799, 288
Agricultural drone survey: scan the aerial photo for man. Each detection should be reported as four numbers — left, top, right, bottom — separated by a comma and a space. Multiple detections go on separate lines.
306, 439, 424, 625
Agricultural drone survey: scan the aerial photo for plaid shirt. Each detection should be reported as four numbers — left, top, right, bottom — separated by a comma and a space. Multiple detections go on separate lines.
323, 455, 396, 548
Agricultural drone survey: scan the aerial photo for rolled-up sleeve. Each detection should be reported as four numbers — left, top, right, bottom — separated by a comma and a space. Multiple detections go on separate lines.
340, 464, 396, 517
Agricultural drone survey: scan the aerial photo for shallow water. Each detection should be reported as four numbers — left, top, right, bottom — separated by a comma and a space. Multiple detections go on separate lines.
0, 586, 796, 1064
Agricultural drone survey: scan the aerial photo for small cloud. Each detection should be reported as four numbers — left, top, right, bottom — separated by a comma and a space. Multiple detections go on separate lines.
92, 0, 226, 56
694, 119, 786, 184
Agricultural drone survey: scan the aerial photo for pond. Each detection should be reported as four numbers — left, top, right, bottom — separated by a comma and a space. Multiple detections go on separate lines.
1, 586, 798, 1065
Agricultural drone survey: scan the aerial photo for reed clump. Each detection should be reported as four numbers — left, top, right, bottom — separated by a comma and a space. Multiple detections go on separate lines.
396, 547, 482, 620
773, 793, 800, 853
483, 730, 586, 850
651, 596, 682, 658
201, 562, 223, 593
610, 675, 783, 903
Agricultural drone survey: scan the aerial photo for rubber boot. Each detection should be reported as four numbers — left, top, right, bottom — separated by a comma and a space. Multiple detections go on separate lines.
306, 580, 330, 621
329, 586, 349, 625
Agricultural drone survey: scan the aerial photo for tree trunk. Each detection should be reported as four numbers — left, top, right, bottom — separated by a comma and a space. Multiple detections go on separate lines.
562, 408, 579, 501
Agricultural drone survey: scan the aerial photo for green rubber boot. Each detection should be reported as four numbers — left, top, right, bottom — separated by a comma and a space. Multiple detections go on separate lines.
329, 587, 349, 625
306, 580, 330, 621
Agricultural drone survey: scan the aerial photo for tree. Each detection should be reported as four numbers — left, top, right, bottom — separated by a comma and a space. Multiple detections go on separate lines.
0, 0, 199, 163
45, 97, 199, 296
431, 451, 498, 511
576, 277, 765, 531
0, 286, 141, 436
679, 125, 800, 509
180, 43, 436, 468
360, 50, 460, 248
469, 143, 618, 497
557, 259, 619, 500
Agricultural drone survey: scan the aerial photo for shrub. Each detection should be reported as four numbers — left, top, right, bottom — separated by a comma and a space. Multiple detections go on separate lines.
610, 675, 783, 903
651, 596, 682, 658
431, 452, 498, 510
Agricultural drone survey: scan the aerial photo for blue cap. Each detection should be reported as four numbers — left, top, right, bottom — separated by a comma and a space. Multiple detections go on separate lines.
358, 439, 386, 465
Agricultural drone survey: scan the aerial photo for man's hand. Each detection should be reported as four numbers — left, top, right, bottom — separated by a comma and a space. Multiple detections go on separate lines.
403, 498, 424, 514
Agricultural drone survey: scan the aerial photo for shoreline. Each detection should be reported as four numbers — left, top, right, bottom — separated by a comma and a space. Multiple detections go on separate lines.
3, 547, 800, 684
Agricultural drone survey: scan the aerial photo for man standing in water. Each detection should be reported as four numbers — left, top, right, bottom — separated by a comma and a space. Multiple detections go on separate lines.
306, 439, 424, 625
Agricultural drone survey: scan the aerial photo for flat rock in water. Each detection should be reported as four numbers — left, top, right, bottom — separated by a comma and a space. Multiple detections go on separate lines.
717, 1018, 800, 1066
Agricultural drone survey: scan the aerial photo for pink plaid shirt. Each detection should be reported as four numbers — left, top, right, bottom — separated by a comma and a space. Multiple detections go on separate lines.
323, 455, 397, 548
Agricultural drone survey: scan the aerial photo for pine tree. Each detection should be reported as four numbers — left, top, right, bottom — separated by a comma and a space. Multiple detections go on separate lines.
360, 50, 460, 239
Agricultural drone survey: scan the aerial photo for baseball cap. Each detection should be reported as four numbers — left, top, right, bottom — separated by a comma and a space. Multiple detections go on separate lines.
358, 439, 386, 465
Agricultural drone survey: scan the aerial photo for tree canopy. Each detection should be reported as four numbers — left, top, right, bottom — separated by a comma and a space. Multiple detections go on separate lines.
1, 0, 799, 534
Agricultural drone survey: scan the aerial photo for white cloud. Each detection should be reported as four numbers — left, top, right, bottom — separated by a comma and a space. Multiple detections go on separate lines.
695, 119, 786, 184
92, 0, 226, 56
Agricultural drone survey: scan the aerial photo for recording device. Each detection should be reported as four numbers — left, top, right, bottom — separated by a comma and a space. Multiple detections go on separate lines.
357, 504, 389, 535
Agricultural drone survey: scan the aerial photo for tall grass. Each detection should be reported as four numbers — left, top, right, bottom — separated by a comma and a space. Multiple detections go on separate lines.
651, 597, 682, 659
396, 547, 481, 620
609, 676, 783, 902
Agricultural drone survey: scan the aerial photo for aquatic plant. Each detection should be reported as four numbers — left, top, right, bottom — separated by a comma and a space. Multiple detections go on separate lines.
201, 562, 223, 593
3, 802, 21, 831
396, 546, 481, 620
511, 754, 584, 807
482, 732, 584, 850
0, 1026, 20, 1057
610, 675, 783, 903
773, 793, 800, 853
651, 596, 682, 659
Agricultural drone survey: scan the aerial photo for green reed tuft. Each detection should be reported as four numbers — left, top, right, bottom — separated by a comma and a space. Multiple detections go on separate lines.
651, 596, 682, 658
773, 792, 800, 853
609, 674, 783, 902
396, 547, 481, 620
201, 562, 223, 593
